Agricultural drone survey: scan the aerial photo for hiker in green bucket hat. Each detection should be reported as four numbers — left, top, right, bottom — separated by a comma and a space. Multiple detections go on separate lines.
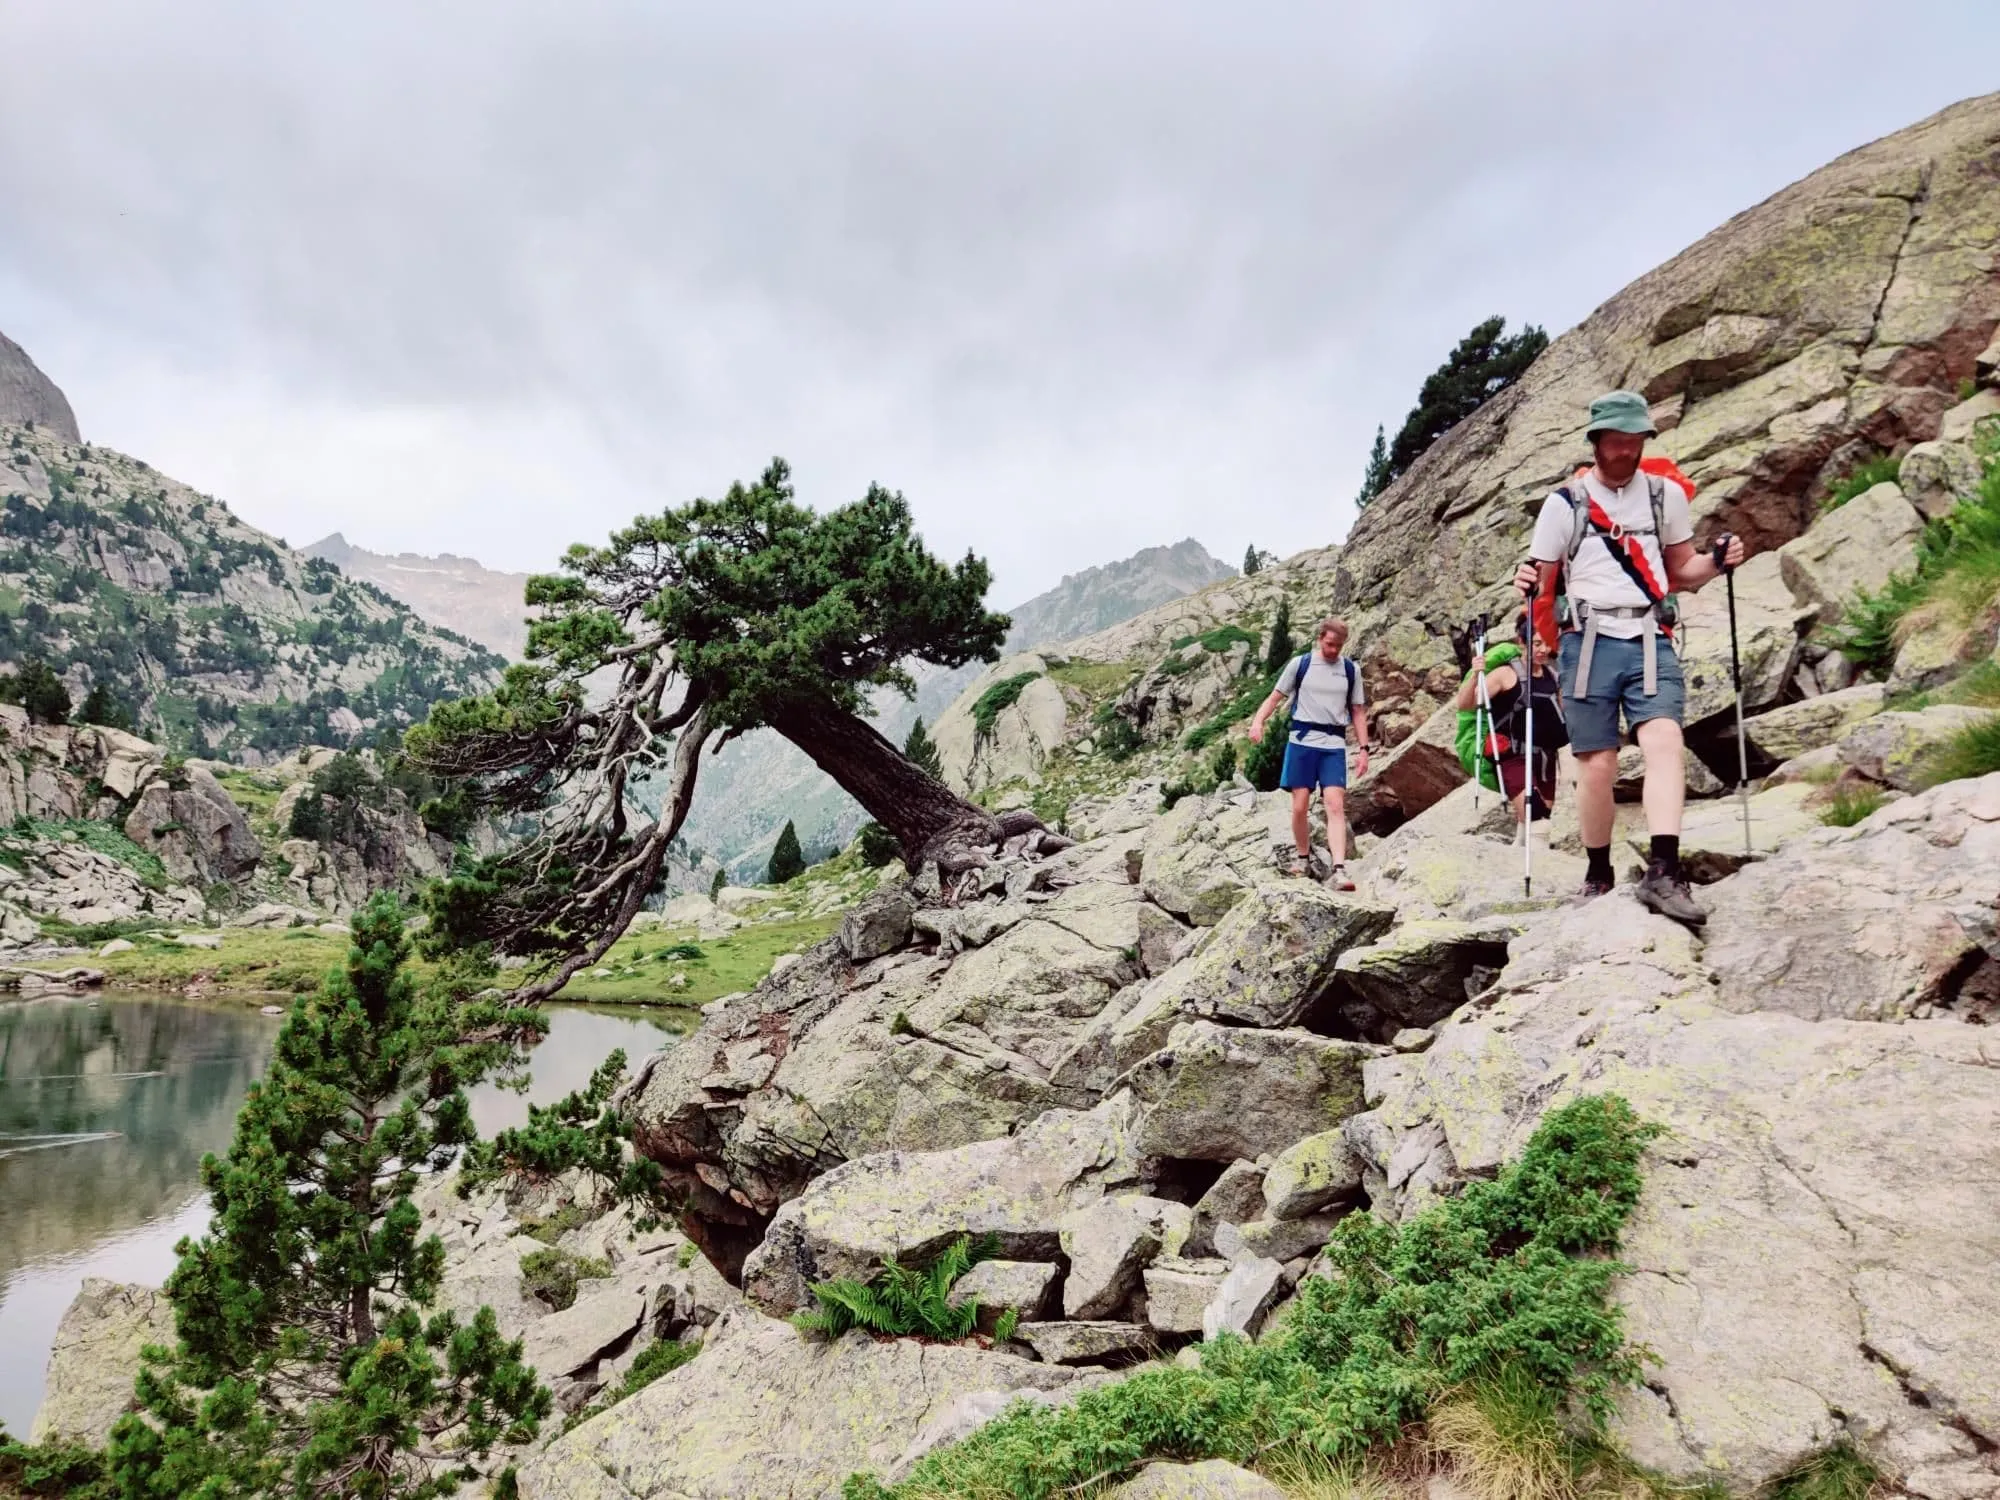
1512, 389, 1747, 926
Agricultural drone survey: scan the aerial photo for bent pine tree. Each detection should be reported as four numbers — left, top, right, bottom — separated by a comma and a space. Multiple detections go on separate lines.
409, 458, 1060, 999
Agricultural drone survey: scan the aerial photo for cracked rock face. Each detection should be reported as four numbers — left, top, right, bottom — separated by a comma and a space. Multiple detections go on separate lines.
517, 1306, 1083, 1499
1348, 774, 2000, 1491
1323, 92, 2000, 757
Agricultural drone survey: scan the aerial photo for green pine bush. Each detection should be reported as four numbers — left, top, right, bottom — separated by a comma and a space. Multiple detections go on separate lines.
846, 1094, 1659, 1500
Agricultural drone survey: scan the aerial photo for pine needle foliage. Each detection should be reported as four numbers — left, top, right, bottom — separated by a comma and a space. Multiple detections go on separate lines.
105, 896, 554, 1500
903, 717, 944, 780
794, 1234, 1001, 1341
845, 1095, 1659, 1500
457, 1049, 678, 1227
767, 820, 807, 884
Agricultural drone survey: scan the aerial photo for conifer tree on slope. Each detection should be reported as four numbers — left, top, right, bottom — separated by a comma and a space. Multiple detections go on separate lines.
1385, 315, 1547, 480
766, 819, 806, 884
902, 716, 944, 780
108, 897, 551, 1499
409, 459, 1066, 1000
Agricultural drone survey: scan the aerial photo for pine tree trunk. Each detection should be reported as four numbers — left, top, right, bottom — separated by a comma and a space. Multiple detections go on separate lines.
766, 699, 1001, 868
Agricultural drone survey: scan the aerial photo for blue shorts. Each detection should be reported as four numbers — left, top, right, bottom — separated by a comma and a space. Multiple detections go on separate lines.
1280, 740, 1347, 790
1559, 631, 1685, 755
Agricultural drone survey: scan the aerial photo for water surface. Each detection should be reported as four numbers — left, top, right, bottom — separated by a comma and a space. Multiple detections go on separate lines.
0, 991, 691, 1437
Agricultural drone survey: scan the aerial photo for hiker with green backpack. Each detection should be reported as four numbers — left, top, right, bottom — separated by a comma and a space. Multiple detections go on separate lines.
1453, 612, 1565, 823
1512, 389, 1747, 926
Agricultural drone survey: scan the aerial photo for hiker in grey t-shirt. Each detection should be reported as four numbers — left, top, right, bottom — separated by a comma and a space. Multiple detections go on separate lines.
1249, 616, 1370, 890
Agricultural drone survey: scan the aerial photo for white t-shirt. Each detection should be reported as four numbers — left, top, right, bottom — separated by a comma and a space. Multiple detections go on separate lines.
1275, 651, 1366, 750
1529, 468, 1694, 640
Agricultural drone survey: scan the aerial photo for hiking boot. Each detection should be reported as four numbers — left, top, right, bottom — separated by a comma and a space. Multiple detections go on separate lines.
1327, 863, 1356, 893
1575, 873, 1614, 903
1286, 853, 1313, 879
1634, 865, 1707, 927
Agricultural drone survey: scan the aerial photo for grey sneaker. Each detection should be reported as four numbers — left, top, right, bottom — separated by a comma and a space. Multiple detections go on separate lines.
1576, 873, 1615, 903
1328, 863, 1356, 893
1634, 865, 1706, 926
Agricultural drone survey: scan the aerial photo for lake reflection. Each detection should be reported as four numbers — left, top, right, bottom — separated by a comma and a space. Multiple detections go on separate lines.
0, 991, 691, 1438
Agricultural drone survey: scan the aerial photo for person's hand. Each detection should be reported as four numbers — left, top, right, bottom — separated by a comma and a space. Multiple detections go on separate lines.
1711, 531, 1746, 571
1247, 718, 1264, 744
1513, 561, 1540, 596
1353, 746, 1369, 778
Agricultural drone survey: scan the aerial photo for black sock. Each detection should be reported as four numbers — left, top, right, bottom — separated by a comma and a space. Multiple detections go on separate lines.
1585, 844, 1614, 885
1649, 835, 1680, 878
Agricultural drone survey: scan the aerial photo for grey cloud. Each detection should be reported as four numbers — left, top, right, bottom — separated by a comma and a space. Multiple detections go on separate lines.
1, 0, 1995, 596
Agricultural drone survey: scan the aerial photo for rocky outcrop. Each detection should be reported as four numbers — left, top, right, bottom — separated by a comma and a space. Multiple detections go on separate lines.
1330, 94, 2000, 752
1349, 776, 2000, 1493
0, 329, 79, 442
123, 764, 260, 885
31, 1278, 174, 1444
517, 1306, 1085, 1500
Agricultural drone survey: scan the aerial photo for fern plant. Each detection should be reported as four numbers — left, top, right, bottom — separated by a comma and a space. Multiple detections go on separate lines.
794, 1234, 1001, 1340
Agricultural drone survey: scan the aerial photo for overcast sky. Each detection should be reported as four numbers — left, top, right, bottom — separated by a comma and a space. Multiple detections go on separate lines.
2, 2, 1995, 604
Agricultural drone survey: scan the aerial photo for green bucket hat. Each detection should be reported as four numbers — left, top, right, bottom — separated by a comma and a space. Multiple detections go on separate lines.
1586, 389, 1657, 438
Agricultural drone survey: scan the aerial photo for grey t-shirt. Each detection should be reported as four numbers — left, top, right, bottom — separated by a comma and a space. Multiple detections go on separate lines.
1275, 651, 1366, 750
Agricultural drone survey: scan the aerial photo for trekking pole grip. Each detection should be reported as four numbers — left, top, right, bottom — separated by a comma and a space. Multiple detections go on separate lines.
1712, 531, 1736, 574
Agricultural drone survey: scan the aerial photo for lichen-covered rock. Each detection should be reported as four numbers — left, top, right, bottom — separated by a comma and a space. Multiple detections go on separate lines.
1260, 1129, 1365, 1219
1142, 1259, 1231, 1335
517, 1307, 1081, 1499
1213, 1210, 1346, 1264
1127, 1020, 1378, 1165
1140, 882, 1393, 1031
1108, 1460, 1287, 1499
31, 1279, 174, 1445
740, 1096, 1140, 1316
1896, 437, 1984, 520
947, 1260, 1060, 1331
521, 1284, 645, 1380
934, 653, 1067, 796
1678, 553, 1813, 722
1776, 481, 1925, 625
1836, 705, 1995, 789
1703, 772, 2000, 1022
1186, 1160, 1266, 1258
1351, 872, 2000, 1490
839, 888, 916, 962
1624, 780, 1825, 883
1015, 1320, 1155, 1367
1359, 830, 1584, 922
1202, 1257, 1286, 1341
1059, 1195, 1189, 1319
1316, 918, 1516, 1040
1738, 682, 1888, 764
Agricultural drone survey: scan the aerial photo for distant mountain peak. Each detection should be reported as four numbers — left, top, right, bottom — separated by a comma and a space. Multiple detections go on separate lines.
302, 534, 532, 659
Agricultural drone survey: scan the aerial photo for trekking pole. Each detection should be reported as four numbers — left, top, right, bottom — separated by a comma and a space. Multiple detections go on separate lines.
1717, 533, 1752, 858
1469, 615, 1489, 812
1523, 575, 1536, 899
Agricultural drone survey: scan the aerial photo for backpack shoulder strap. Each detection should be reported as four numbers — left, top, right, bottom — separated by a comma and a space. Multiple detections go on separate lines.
1560, 477, 1592, 561
1344, 656, 1356, 695
1647, 473, 1667, 552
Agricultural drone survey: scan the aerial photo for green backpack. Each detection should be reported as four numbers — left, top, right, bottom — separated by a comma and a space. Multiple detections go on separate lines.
1454, 642, 1523, 791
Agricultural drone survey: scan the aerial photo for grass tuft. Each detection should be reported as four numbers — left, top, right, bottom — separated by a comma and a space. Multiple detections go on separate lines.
1764, 1443, 1879, 1500
1428, 1367, 1577, 1500
1818, 784, 1886, 827
971, 672, 1043, 742
1820, 454, 1902, 514
1916, 712, 2000, 789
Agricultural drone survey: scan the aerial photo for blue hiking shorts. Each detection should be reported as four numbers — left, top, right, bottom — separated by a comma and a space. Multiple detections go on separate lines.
1558, 631, 1685, 755
1280, 740, 1347, 790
